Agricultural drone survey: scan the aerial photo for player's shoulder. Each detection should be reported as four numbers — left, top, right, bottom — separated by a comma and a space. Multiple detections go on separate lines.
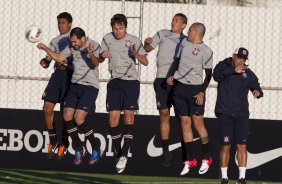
125, 33, 141, 42
201, 43, 213, 54
50, 32, 70, 44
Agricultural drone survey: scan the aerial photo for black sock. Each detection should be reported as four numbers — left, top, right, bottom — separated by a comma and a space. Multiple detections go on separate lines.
64, 120, 82, 150
47, 129, 57, 145
121, 124, 134, 158
109, 126, 122, 158
184, 141, 194, 161
181, 139, 186, 162
78, 122, 99, 151
201, 142, 210, 159
161, 139, 169, 151
62, 121, 69, 147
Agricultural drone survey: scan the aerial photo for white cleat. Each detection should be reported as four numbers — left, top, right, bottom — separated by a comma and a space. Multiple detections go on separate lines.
116, 156, 128, 174
180, 159, 197, 175
199, 157, 213, 175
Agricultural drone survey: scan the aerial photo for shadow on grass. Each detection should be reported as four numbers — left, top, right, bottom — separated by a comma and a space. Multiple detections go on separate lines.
0, 169, 124, 184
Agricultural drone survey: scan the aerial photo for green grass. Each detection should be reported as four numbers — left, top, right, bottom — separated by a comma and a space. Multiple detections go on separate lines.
0, 169, 281, 184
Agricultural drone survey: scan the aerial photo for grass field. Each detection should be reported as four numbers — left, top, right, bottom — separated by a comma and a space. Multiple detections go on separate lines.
0, 169, 281, 184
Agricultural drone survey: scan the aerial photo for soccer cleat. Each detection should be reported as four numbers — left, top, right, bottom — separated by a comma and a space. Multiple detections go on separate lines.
57, 144, 67, 160
162, 149, 172, 167
88, 150, 101, 165
74, 148, 85, 165
47, 143, 58, 160
116, 156, 128, 174
199, 157, 213, 174
180, 158, 197, 175
221, 178, 229, 184
236, 178, 246, 184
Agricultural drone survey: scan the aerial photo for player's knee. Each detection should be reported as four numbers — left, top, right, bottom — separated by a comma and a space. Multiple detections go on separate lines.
237, 144, 247, 152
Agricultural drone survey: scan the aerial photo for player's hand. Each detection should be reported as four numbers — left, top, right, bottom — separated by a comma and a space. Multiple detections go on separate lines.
252, 90, 260, 98
144, 37, 153, 45
167, 76, 174, 86
130, 44, 137, 57
87, 43, 94, 54
194, 92, 205, 105
235, 65, 247, 73
100, 50, 111, 59
39, 58, 50, 68
37, 42, 47, 50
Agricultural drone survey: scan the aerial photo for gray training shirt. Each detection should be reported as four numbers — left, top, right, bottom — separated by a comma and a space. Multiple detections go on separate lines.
100, 32, 147, 80
173, 39, 213, 85
49, 31, 71, 68
61, 38, 100, 89
150, 29, 186, 78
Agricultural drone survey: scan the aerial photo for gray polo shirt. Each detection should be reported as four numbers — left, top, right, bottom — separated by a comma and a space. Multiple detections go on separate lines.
150, 29, 186, 78
49, 31, 71, 68
174, 39, 213, 85
100, 32, 146, 80
61, 38, 100, 89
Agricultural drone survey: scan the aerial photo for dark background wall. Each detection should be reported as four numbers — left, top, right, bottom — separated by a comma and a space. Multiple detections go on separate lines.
0, 108, 281, 181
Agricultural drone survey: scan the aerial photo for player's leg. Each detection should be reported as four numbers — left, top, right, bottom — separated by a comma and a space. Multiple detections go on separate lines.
192, 115, 212, 174
43, 101, 58, 159
41, 72, 61, 159
75, 85, 101, 165
218, 114, 234, 184
154, 78, 172, 167
107, 79, 123, 159
116, 80, 139, 174
57, 70, 73, 160
173, 82, 197, 175
234, 115, 249, 184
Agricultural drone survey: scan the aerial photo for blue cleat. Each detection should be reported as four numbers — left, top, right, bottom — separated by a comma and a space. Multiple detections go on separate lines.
88, 150, 101, 165
74, 148, 85, 165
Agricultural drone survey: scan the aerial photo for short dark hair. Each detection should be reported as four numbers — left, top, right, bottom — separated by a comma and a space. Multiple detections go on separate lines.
111, 14, 127, 27
175, 13, 187, 25
57, 12, 73, 23
70, 27, 85, 39
191, 22, 206, 37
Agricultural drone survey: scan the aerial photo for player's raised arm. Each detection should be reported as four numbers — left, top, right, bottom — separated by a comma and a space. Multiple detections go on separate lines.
37, 42, 66, 64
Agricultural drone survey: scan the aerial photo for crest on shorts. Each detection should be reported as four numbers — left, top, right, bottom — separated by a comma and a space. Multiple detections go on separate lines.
224, 136, 229, 143
125, 40, 133, 48
192, 48, 200, 56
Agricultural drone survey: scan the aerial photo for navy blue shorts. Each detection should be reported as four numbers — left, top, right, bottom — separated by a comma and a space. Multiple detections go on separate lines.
217, 114, 249, 145
42, 70, 72, 105
64, 83, 99, 114
106, 79, 140, 111
154, 78, 173, 110
173, 81, 204, 116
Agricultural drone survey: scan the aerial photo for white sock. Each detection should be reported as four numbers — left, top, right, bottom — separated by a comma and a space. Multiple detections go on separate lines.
221, 167, 228, 179
239, 167, 246, 179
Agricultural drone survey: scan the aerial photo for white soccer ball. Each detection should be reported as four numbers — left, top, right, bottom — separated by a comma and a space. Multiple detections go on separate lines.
25, 25, 43, 43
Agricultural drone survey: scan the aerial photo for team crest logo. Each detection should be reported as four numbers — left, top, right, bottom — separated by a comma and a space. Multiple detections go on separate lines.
192, 48, 200, 56
125, 40, 133, 48
242, 72, 247, 78
224, 136, 229, 143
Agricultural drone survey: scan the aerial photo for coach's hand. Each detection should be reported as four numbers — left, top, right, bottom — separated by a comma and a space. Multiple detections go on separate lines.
252, 90, 261, 98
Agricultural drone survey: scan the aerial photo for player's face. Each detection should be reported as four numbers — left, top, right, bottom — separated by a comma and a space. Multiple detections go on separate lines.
70, 35, 85, 49
232, 55, 247, 67
171, 16, 186, 34
112, 23, 127, 40
58, 18, 72, 35
187, 27, 196, 42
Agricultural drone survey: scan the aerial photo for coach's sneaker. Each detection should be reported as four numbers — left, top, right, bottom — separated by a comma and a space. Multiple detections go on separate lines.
221, 178, 229, 184
236, 178, 246, 184
162, 149, 172, 167
47, 143, 58, 160
89, 150, 101, 165
57, 144, 67, 160
180, 158, 197, 175
116, 156, 128, 174
74, 148, 85, 165
199, 157, 213, 174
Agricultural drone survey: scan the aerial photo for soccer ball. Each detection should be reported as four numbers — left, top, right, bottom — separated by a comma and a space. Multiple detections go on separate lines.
25, 25, 43, 43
